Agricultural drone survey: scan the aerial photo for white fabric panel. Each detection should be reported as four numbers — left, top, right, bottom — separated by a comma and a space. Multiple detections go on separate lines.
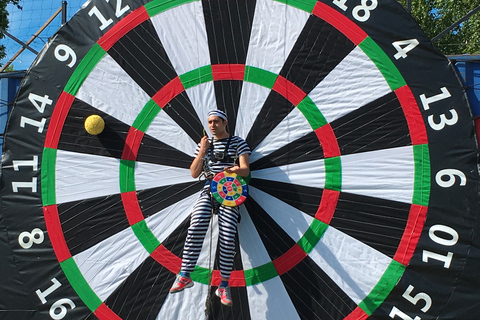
236, 82, 271, 139
341, 146, 415, 203
55, 150, 120, 204
147, 191, 218, 270
310, 226, 391, 304
250, 107, 312, 162
251, 159, 326, 189
238, 207, 301, 320
156, 281, 208, 320
145, 110, 198, 156
309, 46, 391, 123
76, 54, 151, 126
73, 227, 149, 301
150, 1, 210, 75
146, 192, 199, 244
249, 187, 312, 242
238, 205, 272, 269
135, 161, 196, 191
185, 82, 217, 138
246, 0, 310, 74
155, 199, 217, 320
247, 278, 301, 320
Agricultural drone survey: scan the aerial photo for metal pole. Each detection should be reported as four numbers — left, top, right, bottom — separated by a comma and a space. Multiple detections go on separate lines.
0, 28, 38, 54
62, 1, 67, 25
407, 0, 411, 13
1, 6, 63, 72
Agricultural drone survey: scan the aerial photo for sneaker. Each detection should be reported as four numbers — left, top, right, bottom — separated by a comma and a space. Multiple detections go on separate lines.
215, 286, 233, 307
170, 275, 194, 293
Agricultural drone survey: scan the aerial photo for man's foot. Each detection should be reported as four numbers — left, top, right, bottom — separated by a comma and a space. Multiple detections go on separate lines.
170, 275, 194, 293
215, 286, 233, 307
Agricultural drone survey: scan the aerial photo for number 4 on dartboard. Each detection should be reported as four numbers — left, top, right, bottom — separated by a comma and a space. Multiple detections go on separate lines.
393, 39, 419, 60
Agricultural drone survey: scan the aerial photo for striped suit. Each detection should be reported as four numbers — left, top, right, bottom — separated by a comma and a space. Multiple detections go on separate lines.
181, 135, 250, 278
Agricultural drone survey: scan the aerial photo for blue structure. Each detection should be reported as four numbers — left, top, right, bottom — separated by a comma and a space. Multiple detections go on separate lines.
0, 71, 24, 154
450, 55, 480, 148
450, 54, 480, 117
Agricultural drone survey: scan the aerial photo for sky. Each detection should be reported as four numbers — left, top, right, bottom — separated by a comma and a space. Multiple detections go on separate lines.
1, 0, 87, 70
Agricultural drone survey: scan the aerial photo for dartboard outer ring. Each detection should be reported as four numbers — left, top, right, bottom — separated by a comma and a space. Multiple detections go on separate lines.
1, 0, 480, 320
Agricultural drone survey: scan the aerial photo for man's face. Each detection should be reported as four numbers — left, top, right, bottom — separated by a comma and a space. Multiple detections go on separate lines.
208, 116, 227, 137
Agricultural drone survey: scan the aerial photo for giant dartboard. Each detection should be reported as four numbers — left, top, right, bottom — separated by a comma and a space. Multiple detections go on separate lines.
1, 0, 480, 319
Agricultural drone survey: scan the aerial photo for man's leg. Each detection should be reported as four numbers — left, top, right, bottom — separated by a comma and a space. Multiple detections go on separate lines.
171, 191, 212, 293
215, 205, 240, 306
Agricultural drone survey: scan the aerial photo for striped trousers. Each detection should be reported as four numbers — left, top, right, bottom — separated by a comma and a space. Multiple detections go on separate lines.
181, 187, 240, 279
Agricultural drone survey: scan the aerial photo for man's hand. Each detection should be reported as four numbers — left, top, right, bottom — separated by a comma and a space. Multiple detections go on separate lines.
199, 136, 210, 155
190, 136, 210, 178
225, 165, 240, 173
224, 154, 249, 177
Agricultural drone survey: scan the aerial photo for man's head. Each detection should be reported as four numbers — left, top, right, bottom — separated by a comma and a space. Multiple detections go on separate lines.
207, 109, 229, 138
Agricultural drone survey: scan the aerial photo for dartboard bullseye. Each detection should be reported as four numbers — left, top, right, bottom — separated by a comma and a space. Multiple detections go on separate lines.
211, 171, 248, 207
1, 0, 479, 319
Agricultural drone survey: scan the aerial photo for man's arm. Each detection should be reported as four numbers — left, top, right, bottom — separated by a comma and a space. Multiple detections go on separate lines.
190, 136, 210, 178
225, 153, 250, 177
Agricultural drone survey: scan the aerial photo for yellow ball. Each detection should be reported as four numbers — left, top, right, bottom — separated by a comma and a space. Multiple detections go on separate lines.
84, 114, 105, 135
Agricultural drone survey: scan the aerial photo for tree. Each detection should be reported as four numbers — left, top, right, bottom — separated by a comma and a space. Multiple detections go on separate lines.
397, 0, 480, 55
0, 0, 21, 68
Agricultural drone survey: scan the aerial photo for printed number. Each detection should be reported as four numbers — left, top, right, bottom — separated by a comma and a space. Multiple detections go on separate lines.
108, 0, 130, 17
332, 0, 378, 22
422, 250, 453, 268
20, 116, 46, 133
391, 285, 432, 320
12, 156, 39, 194
18, 228, 44, 249
389, 306, 421, 320
428, 109, 458, 131
420, 87, 451, 110
402, 285, 432, 313
352, 0, 378, 22
54, 44, 77, 68
13, 156, 39, 171
89, 0, 130, 30
332, 0, 348, 10
28, 93, 52, 113
36, 279, 62, 304
36, 278, 76, 320
88, 6, 113, 30
435, 169, 467, 188
393, 39, 419, 59
12, 177, 37, 192
50, 299, 76, 320
420, 87, 458, 130
429, 225, 459, 247
422, 224, 458, 269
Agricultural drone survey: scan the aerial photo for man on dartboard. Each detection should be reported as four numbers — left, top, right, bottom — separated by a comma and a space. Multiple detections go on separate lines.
169, 109, 251, 307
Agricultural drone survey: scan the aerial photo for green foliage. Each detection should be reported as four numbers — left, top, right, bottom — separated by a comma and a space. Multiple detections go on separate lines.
3, 64, 14, 71
0, 0, 21, 67
397, 0, 480, 55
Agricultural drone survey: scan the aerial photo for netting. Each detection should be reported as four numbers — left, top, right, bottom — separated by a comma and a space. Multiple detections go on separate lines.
1, 0, 85, 70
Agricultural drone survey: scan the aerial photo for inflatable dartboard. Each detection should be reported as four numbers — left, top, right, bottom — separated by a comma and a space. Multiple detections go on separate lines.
1, 0, 480, 319
211, 171, 248, 207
